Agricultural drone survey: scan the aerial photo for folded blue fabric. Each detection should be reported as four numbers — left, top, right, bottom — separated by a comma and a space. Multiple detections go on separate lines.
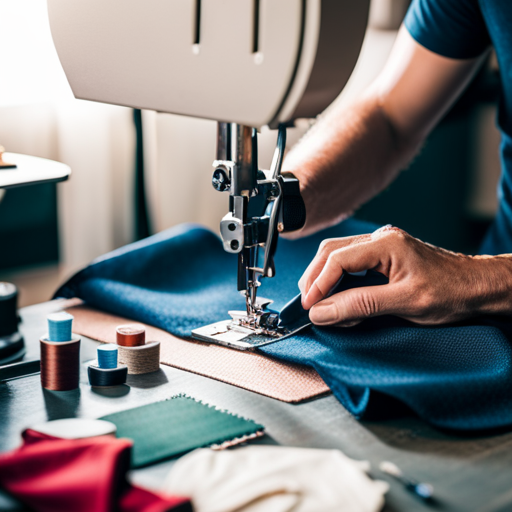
56, 220, 512, 431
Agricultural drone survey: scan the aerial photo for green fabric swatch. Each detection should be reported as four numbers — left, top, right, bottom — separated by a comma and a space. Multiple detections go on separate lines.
100, 395, 265, 468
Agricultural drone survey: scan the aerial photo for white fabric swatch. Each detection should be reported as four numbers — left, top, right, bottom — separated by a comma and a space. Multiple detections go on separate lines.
163, 446, 388, 512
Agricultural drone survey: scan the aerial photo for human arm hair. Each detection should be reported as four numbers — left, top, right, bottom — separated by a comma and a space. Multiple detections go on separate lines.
283, 26, 488, 237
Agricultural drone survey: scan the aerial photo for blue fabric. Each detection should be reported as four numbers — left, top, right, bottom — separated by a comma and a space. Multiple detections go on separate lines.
56, 220, 512, 432
405, 0, 512, 255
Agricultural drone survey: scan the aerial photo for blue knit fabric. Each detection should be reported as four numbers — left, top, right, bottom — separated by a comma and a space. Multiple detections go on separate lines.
56, 220, 512, 431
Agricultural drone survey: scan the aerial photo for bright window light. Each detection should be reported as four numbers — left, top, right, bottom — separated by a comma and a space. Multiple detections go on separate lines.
0, 0, 73, 106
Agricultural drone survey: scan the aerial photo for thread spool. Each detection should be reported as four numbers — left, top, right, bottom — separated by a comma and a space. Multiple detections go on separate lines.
47, 312, 74, 342
40, 335, 80, 391
118, 341, 160, 375
88, 344, 126, 387
0, 282, 19, 336
98, 344, 118, 369
41, 312, 79, 391
0, 282, 24, 365
30, 418, 117, 439
116, 324, 145, 347
88, 362, 128, 387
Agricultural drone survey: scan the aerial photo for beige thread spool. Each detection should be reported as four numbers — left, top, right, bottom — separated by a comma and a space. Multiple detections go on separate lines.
118, 341, 160, 375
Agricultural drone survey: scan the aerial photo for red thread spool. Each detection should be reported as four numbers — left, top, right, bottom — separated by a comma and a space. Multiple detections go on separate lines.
116, 324, 145, 347
40, 336, 80, 391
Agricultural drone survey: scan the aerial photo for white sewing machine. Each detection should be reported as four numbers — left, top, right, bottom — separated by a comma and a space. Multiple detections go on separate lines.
47, 0, 369, 349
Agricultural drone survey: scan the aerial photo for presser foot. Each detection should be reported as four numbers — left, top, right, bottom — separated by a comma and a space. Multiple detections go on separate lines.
191, 298, 309, 350
191, 319, 288, 351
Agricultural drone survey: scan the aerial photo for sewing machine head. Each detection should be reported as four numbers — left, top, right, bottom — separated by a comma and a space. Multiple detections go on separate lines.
47, 0, 369, 349
199, 121, 307, 348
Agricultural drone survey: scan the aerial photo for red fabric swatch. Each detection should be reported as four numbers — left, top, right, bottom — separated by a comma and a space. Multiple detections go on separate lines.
0, 429, 191, 512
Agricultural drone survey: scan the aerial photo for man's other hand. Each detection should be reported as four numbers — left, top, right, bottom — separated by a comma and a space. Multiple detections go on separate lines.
299, 225, 509, 327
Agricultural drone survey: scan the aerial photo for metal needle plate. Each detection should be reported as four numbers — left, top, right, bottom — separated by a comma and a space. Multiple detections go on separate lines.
191, 293, 311, 351
191, 319, 309, 350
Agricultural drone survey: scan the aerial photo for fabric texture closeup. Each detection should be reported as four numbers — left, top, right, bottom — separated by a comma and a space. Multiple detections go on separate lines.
163, 446, 388, 512
100, 396, 264, 468
56, 220, 512, 431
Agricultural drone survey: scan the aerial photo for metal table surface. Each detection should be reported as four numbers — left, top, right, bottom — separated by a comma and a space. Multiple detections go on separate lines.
1, 300, 512, 512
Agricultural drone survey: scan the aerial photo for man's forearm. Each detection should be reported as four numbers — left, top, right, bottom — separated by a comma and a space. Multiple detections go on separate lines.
283, 94, 423, 236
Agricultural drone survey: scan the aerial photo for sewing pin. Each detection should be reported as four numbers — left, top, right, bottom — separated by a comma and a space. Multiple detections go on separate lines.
379, 461, 434, 501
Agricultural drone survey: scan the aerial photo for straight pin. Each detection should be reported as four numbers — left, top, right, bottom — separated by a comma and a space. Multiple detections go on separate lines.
379, 461, 434, 501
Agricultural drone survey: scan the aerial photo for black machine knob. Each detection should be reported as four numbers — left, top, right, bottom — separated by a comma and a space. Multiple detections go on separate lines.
279, 172, 307, 233
0, 282, 19, 337
212, 167, 231, 192
260, 312, 280, 329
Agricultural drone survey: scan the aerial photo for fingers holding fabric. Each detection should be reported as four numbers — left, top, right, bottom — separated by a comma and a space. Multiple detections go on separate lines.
300, 225, 512, 327
302, 237, 388, 310
298, 234, 372, 297
309, 283, 404, 326
301, 226, 447, 326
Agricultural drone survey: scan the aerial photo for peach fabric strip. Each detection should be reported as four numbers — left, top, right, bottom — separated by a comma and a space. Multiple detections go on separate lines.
67, 304, 330, 403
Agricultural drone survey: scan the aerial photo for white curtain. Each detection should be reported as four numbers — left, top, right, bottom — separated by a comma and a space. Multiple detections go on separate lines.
55, 101, 135, 272
0, 0, 136, 277
0, 101, 135, 277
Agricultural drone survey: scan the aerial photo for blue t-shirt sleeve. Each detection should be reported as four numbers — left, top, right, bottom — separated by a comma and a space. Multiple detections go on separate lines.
404, 0, 491, 59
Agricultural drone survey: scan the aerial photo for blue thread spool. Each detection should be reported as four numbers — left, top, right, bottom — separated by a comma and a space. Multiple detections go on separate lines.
47, 312, 74, 342
97, 344, 118, 369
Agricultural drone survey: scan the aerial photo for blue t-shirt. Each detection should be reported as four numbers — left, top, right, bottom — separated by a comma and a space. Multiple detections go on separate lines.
404, 0, 512, 255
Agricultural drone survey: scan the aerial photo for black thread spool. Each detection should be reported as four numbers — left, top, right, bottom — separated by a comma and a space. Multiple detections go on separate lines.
0, 282, 25, 365
88, 363, 128, 387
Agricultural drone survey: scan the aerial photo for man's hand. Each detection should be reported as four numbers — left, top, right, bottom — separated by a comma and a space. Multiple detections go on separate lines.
299, 226, 512, 327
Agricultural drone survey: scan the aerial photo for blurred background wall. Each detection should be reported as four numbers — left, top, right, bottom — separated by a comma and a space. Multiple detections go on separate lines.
0, 0, 502, 306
